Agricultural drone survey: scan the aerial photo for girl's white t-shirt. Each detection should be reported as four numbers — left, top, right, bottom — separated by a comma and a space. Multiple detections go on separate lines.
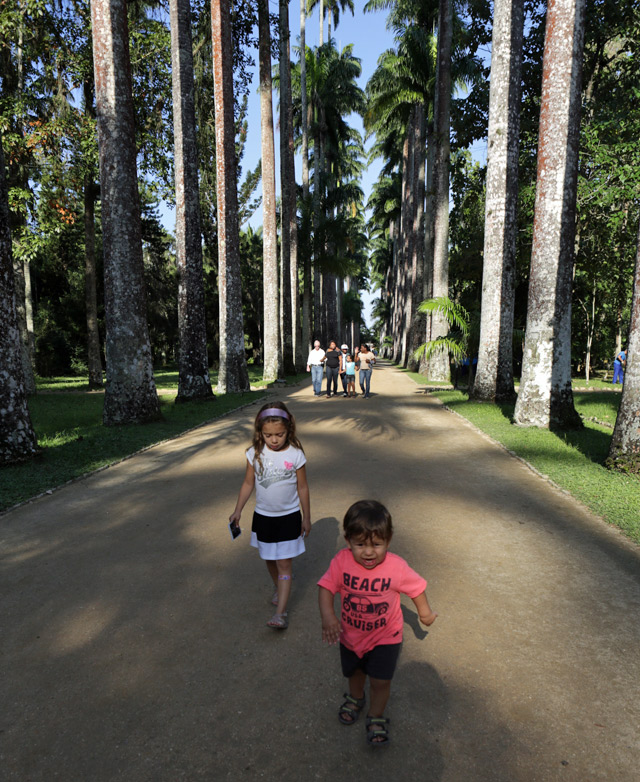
247, 444, 306, 516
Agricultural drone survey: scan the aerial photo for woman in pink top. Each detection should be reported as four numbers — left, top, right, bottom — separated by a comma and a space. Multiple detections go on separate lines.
318, 500, 437, 747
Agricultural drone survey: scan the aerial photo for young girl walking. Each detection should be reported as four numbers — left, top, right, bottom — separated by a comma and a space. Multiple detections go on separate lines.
229, 401, 310, 629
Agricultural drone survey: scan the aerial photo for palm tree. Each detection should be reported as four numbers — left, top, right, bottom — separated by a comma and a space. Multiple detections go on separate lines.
81, 78, 104, 391
279, 0, 298, 374
608, 220, 640, 471
429, 0, 453, 382
292, 43, 366, 341
0, 138, 38, 464
472, 0, 525, 403
170, 0, 213, 401
513, 0, 586, 428
211, 0, 250, 392
90, 0, 160, 425
258, 0, 281, 381
299, 0, 312, 352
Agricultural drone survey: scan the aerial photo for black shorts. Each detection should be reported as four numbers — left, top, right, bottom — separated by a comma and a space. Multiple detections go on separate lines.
340, 642, 402, 681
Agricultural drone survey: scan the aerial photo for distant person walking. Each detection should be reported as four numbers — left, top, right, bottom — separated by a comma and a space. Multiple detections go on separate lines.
325, 340, 342, 398
344, 355, 357, 397
307, 340, 326, 397
357, 343, 376, 398
339, 344, 351, 396
612, 348, 626, 385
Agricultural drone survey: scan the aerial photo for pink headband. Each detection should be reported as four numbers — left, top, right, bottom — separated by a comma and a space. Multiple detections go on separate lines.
259, 408, 290, 420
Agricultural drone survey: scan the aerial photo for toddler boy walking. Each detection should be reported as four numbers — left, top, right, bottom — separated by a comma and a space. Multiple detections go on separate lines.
318, 499, 437, 747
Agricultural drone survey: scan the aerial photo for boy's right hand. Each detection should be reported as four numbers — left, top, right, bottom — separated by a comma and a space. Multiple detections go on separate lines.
229, 510, 241, 524
321, 615, 341, 645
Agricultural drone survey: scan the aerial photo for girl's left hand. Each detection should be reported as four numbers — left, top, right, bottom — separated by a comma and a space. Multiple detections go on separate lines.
301, 517, 311, 538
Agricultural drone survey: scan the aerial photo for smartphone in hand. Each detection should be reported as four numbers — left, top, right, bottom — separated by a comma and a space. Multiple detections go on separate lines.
229, 521, 241, 540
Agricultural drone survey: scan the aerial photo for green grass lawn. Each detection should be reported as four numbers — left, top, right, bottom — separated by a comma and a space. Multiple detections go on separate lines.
1, 368, 309, 513
405, 372, 640, 545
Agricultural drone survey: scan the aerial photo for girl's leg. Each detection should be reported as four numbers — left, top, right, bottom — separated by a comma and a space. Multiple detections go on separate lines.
275, 558, 293, 613
266, 559, 278, 585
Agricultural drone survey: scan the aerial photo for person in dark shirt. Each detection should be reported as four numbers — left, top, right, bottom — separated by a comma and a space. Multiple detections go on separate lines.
324, 340, 342, 398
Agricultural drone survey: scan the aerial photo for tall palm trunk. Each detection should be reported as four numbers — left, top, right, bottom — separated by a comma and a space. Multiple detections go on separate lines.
171, 0, 213, 400
608, 217, 640, 470
300, 1, 312, 353
279, 0, 297, 374
14, 15, 35, 395
407, 104, 427, 372
258, 0, 282, 380
514, 0, 585, 428
428, 0, 453, 382
420, 120, 436, 374
83, 174, 103, 389
211, 0, 250, 392
401, 108, 419, 367
82, 79, 103, 390
472, 0, 524, 403
0, 138, 38, 464
91, 0, 160, 425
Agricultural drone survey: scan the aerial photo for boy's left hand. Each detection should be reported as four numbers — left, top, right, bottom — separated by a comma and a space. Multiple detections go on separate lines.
419, 610, 438, 627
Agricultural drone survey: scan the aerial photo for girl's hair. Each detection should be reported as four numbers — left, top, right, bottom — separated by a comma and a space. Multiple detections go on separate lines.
346, 355, 352, 361
343, 500, 393, 542
250, 400, 303, 473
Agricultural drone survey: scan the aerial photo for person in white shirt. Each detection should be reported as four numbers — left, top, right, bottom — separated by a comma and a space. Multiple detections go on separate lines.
306, 340, 326, 396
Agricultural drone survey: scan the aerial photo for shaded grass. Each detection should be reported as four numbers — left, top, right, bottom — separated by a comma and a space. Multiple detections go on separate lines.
405, 374, 639, 545
0, 390, 271, 512
2, 368, 309, 513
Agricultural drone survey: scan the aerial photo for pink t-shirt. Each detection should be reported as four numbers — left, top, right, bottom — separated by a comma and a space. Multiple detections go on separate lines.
318, 548, 427, 657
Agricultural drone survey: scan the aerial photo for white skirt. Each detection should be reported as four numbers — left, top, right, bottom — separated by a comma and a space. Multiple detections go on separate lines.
250, 532, 306, 560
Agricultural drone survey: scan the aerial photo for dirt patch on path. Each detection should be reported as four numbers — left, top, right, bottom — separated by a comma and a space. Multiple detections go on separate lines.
1, 363, 639, 781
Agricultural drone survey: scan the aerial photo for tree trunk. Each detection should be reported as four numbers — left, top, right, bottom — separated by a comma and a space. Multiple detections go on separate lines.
258, 0, 282, 381
0, 138, 38, 464
300, 1, 312, 355
400, 111, 416, 367
171, 0, 213, 401
428, 0, 453, 382
608, 217, 640, 471
279, 0, 297, 375
12, 253, 35, 393
472, 0, 524, 403
82, 78, 104, 390
513, 0, 585, 429
407, 104, 426, 372
91, 0, 160, 425
211, 0, 250, 393
420, 121, 436, 375
84, 174, 104, 389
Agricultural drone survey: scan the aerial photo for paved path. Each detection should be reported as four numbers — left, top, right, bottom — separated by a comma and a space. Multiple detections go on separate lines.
2, 363, 639, 781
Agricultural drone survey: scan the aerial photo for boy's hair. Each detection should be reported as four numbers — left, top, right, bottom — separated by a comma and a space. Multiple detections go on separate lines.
343, 500, 393, 542
250, 400, 303, 473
